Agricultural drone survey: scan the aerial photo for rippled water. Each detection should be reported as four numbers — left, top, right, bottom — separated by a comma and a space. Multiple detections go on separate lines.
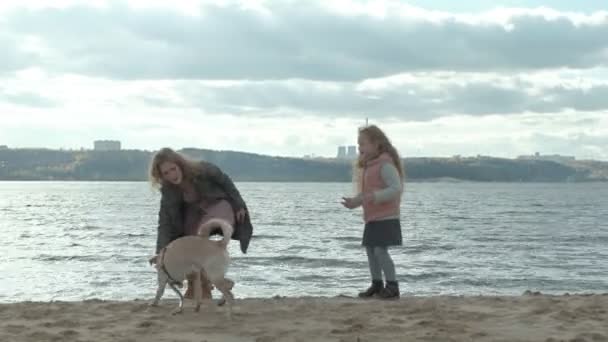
1, 181, 606, 302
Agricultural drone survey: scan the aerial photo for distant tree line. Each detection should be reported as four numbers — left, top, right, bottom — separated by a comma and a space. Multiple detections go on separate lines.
0, 148, 605, 182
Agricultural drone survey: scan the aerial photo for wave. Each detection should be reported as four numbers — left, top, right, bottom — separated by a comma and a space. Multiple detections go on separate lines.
252, 234, 285, 240
236, 256, 366, 269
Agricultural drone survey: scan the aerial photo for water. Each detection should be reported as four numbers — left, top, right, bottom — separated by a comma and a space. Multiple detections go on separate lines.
1, 181, 606, 303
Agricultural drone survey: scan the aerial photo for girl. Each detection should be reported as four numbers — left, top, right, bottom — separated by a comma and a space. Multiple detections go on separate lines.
341, 125, 404, 299
148, 147, 253, 299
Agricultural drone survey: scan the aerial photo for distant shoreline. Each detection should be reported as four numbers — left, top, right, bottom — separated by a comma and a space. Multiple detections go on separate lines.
1, 147, 607, 182
1, 178, 607, 183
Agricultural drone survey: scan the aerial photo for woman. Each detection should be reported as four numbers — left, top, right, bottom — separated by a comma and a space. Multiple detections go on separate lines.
148, 147, 253, 299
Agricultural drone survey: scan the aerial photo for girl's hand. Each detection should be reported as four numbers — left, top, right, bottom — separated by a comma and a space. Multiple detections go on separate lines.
341, 197, 359, 209
341, 193, 371, 209
236, 208, 247, 223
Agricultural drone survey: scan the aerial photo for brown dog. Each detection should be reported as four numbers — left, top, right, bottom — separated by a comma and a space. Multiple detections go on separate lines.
149, 218, 235, 315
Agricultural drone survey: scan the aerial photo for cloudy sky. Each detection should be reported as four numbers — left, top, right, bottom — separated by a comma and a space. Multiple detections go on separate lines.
1, 0, 607, 160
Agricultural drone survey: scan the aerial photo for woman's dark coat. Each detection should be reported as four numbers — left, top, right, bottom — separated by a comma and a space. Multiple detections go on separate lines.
155, 161, 253, 254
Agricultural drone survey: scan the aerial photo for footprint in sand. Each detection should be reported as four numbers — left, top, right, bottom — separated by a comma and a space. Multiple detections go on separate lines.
376, 324, 403, 333
331, 323, 365, 334
28, 330, 62, 341
255, 336, 278, 342
130, 304, 150, 313
572, 333, 608, 342
59, 329, 80, 337
40, 319, 79, 328
135, 320, 164, 329
3, 324, 26, 334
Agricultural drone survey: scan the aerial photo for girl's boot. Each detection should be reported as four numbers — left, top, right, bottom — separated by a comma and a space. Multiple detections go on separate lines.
358, 280, 383, 298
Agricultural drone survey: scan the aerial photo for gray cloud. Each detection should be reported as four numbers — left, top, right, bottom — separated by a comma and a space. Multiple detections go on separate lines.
2, 2, 608, 80
163, 78, 608, 120
568, 132, 608, 146
519, 116, 601, 127
0, 33, 40, 74
0, 87, 57, 107
533, 85, 608, 112
526, 132, 608, 159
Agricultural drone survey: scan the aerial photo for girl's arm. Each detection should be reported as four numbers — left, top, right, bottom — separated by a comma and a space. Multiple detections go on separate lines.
344, 163, 402, 208
369, 163, 403, 204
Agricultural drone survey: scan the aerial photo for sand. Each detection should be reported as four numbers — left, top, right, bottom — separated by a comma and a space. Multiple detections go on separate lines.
1, 293, 607, 342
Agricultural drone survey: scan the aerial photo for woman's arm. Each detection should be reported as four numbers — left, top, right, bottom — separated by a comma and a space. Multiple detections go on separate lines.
155, 187, 182, 253
203, 162, 246, 209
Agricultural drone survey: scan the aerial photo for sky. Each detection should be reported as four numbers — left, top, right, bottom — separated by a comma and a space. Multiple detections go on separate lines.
1, 0, 607, 160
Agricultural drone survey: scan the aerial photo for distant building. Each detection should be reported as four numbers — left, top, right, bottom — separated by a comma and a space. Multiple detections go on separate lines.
337, 146, 346, 159
347, 145, 357, 159
517, 152, 575, 163
94, 140, 121, 151
336, 145, 357, 159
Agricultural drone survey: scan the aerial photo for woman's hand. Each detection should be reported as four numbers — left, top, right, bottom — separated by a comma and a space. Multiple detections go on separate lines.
236, 208, 247, 223
148, 255, 158, 265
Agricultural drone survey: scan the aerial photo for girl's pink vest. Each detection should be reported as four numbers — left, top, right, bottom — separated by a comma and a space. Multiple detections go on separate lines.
361, 153, 401, 223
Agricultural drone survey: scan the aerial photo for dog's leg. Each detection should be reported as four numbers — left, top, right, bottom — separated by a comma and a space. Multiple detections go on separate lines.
199, 269, 216, 311
192, 270, 202, 312
217, 278, 234, 306
168, 280, 184, 315
149, 273, 168, 307
200, 271, 213, 300
213, 278, 235, 320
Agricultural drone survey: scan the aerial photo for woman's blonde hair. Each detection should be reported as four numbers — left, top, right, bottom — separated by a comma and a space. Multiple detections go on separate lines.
148, 147, 202, 188
353, 124, 405, 192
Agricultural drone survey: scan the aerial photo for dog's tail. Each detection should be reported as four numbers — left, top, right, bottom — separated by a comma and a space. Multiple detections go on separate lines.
197, 218, 234, 247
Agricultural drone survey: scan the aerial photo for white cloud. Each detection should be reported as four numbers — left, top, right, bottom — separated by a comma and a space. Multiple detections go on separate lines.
0, 0, 607, 160
4, 69, 608, 118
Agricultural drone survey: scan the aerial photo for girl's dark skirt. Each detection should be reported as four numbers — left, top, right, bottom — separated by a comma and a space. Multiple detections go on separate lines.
362, 219, 402, 247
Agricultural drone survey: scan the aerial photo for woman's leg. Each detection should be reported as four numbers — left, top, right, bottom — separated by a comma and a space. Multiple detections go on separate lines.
200, 272, 213, 300
184, 273, 195, 299
185, 273, 213, 300
192, 200, 234, 300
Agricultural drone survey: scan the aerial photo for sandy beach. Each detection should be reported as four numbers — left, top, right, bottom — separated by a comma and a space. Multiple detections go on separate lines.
0, 293, 606, 342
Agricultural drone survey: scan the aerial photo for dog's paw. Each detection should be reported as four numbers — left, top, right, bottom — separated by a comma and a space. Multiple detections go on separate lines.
148, 301, 159, 307
170, 308, 183, 316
